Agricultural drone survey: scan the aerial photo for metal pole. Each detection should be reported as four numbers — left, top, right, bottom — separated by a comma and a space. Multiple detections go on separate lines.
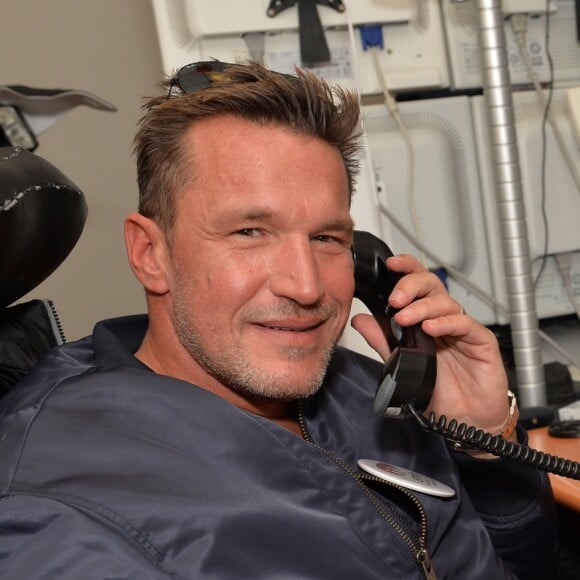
475, 0, 547, 406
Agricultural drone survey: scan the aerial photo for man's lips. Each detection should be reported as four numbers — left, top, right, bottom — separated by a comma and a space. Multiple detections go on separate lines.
254, 319, 325, 332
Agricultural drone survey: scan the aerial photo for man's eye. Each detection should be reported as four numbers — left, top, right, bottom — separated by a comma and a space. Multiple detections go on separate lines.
237, 228, 260, 237
313, 234, 342, 244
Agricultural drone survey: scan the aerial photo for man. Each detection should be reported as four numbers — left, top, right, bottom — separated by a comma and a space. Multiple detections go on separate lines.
0, 61, 556, 579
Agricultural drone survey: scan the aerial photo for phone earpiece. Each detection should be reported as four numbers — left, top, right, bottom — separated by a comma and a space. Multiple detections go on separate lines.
352, 231, 437, 419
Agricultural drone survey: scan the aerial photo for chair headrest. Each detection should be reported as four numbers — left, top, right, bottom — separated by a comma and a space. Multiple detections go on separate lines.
0, 146, 88, 308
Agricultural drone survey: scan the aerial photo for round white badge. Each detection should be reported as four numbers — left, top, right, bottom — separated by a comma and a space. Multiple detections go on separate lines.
358, 459, 456, 498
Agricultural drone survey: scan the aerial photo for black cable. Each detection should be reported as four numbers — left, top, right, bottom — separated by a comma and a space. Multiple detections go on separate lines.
576, 0, 580, 42
533, 0, 555, 289
407, 404, 580, 480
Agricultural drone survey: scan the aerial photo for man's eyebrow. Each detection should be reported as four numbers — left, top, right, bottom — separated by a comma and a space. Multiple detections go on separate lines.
216, 209, 354, 232
316, 219, 354, 234
217, 208, 275, 222
317, 218, 355, 232
237, 210, 276, 221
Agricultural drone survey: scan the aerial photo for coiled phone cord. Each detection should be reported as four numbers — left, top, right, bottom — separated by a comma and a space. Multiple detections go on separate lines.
407, 405, 580, 481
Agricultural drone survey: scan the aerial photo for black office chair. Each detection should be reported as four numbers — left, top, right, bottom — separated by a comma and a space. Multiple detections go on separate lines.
0, 84, 114, 397
0, 146, 87, 396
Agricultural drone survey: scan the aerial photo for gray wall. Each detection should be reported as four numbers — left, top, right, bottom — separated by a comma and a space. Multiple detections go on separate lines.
3, 0, 164, 340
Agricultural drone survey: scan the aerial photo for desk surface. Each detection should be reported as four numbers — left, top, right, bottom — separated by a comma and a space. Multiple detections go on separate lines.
527, 426, 580, 511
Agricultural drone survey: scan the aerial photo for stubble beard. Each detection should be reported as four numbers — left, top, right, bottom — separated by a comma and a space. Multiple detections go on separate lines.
172, 277, 341, 401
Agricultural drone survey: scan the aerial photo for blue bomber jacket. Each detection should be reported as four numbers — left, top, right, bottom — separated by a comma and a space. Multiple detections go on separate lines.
0, 315, 556, 579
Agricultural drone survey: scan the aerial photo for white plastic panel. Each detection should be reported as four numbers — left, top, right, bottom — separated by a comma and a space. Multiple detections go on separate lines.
440, 0, 580, 90
471, 88, 580, 320
339, 95, 496, 359
369, 96, 495, 323
182, 0, 416, 37
151, 0, 450, 94
502, 0, 558, 13
340, 95, 497, 358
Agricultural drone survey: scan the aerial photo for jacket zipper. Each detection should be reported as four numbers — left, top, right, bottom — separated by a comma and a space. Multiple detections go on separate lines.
297, 400, 436, 580
42, 299, 67, 345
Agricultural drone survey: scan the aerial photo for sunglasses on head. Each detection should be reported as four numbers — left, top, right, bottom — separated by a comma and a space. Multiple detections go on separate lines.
168, 61, 231, 96
168, 60, 297, 98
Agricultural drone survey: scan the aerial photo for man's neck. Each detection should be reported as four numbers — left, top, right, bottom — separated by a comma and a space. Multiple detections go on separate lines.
135, 336, 304, 438
241, 398, 304, 439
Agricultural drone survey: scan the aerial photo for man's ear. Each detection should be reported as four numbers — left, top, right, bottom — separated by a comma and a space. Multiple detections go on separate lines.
124, 212, 171, 295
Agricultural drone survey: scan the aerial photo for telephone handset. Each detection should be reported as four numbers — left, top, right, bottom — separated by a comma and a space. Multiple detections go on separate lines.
352, 230, 437, 419
352, 231, 580, 480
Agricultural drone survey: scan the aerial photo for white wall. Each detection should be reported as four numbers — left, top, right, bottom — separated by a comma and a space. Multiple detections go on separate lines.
3, 1, 164, 340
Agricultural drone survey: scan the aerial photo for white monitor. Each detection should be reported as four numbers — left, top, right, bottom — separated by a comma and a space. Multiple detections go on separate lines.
150, 0, 450, 94
340, 94, 497, 359
440, 0, 580, 90
471, 87, 580, 322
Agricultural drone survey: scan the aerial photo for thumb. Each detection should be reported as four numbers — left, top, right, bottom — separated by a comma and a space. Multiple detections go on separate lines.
350, 313, 392, 362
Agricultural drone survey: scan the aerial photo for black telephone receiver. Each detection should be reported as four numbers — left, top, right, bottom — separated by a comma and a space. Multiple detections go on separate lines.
351, 231, 580, 480
352, 231, 437, 419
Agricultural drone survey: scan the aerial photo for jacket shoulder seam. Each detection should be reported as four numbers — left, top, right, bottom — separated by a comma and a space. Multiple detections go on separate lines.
2, 489, 175, 576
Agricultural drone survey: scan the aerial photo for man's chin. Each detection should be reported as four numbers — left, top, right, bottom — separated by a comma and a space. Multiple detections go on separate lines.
226, 357, 330, 401
234, 373, 325, 401
240, 388, 317, 405
197, 339, 338, 401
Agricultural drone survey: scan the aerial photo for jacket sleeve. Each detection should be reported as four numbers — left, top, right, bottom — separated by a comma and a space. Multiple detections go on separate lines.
0, 494, 172, 580
452, 426, 558, 580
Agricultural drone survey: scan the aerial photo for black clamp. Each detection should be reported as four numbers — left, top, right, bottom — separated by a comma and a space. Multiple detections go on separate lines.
266, 0, 345, 65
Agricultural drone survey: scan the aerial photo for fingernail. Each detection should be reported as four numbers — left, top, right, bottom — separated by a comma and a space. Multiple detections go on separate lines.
390, 289, 405, 304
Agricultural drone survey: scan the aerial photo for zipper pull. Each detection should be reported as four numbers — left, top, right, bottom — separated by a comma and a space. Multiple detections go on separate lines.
417, 548, 437, 580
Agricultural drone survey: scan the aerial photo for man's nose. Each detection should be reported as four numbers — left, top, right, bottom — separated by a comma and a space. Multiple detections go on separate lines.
269, 238, 324, 305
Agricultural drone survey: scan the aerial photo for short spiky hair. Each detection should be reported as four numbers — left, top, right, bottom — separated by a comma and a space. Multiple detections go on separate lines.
134, 62, 362, 235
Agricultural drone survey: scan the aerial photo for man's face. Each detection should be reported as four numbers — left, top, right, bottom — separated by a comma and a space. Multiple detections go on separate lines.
167, 116, 355, 401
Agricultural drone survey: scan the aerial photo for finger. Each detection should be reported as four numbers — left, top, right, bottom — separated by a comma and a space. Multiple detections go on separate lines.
422, 315, 498, 352
391, 293, 468, 335
386, 254, 428, 276
420, 313, 474, 339
389, 286, 448, 319
389, 270, 448, 308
